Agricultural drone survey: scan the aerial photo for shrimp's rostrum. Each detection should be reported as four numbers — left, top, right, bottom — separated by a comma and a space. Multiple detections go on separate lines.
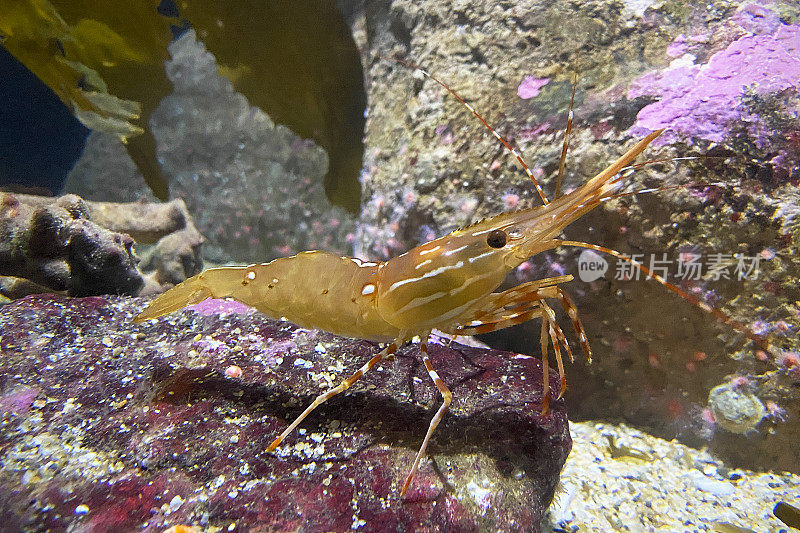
134, 63, 774, 498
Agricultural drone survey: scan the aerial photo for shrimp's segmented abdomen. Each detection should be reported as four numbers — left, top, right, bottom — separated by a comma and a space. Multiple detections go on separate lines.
134, 251, 401, 342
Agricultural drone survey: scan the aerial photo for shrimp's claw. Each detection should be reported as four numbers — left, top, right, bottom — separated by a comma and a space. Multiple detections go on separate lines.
133, 268, 242, 322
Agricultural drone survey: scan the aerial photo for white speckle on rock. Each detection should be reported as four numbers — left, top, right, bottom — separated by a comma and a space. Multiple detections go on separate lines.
466, 480, 493, 515
74, 504, 89, 515
690, 471, 735, 497
168, 495, 184, 512
62, 398, 78, 414
622, 0, 654, 17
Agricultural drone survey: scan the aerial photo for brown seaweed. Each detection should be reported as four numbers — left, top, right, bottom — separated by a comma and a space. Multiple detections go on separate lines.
1, 0, 365, 210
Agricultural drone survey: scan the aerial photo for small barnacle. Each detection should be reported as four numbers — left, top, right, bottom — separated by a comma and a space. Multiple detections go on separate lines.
707, 382, 766, 434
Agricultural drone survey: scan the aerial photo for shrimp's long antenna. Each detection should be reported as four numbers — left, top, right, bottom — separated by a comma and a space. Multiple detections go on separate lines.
599, 180, 727, 202
618, 156, 710, 174
554, 75, 577, 199
385, 55, 551, 206
599, 183, 710, 201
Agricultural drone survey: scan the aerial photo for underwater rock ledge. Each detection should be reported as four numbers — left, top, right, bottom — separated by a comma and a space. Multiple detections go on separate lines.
0, 294, 569, 531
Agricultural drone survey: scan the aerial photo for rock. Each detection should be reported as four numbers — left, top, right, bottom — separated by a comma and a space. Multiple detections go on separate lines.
689, 471, 736, 497
0, 294, 570, 531
544, 421, 800, 531
149, 31, 357, 265
84, 195, 205, 289
64, 131, 158, 204
0, 193, 204, 298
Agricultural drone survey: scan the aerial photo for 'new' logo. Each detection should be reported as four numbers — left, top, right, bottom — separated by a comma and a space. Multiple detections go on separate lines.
577, 250, 608, 282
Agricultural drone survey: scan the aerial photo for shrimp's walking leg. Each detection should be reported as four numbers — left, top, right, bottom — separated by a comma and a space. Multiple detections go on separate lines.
557, 288, 591, 363
448, 282, 577, 407
469, 275, 573, 314
456, 302, 574, 397
452, 306, 546, 335
472, 284, 589, 382
540, 309, 551, 414
445, 276, 571, 334
401, 337, 452, 497
543, 303, 567, 400
266, 340, 400, 453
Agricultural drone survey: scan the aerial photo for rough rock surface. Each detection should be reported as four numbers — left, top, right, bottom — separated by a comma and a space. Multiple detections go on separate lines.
0, 294, 570, 532
0, 193, 203, 298
545, 421, 800, 531
353, 0, 800, 472
64, 131, 159, 204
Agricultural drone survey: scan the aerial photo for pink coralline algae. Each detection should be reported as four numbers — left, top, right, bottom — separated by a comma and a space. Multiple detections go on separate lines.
731, 3, 782, 35
517, 76, 550, 99
628, 18, 800, 145
187, 297, 254, 316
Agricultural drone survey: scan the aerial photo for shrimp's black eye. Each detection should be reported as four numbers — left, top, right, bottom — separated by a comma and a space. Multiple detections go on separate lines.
486, 229, 507, 248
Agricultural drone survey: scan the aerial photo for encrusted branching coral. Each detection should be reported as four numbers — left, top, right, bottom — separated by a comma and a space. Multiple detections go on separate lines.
0, 193, 203, 298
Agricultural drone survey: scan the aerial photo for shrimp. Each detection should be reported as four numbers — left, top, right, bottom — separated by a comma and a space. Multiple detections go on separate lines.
133, 62, 774, 497
134, 127, 660, 494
